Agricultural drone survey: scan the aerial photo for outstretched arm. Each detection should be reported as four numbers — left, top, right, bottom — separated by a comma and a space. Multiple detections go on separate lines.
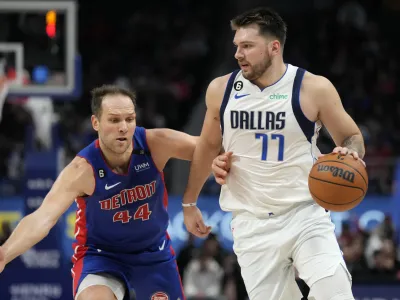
0, 157, 94, 272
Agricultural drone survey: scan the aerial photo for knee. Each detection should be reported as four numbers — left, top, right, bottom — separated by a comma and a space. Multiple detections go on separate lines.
309, 264, 354, 300
76, 285, 117, 300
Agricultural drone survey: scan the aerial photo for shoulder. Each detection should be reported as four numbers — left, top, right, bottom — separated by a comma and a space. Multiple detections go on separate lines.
301, 72, 339, 106
67, 156, 95, 188
52, 156, 95, 195
302, 71, 336, 95
206, 73, 234, 109
145, 128, 166, 142
208, 73, 232, 91
68, 156, 94, 174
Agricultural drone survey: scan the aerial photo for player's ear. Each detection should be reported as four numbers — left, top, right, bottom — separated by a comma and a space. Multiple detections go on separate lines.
270, 40, 281, 56
91, 114, 99, 132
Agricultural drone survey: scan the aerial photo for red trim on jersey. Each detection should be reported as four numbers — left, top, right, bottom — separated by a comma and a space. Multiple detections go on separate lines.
95, 139, 134, 176
160, 172, 169, 209
71, 251, 86, 297
166, 233, 185, 298
176, 261, 186, 300
165, 232, 185, 298
170, 244, 186, 300
71, 197, 89, 296
73, 197, 88, 253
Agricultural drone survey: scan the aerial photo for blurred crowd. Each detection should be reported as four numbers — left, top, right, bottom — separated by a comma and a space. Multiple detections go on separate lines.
339, 215, 400, 283
0, 0, 229, 193
301, 0, 400, 196
0, 0, 399, 194
177, 213, 400, 300
0, 1, 400, 299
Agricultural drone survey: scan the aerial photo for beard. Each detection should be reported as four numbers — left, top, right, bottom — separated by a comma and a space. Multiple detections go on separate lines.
241, 55, 272, 81
102, 137, 131, 155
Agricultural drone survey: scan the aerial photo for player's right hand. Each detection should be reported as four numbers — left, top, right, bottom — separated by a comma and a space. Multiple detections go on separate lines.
0, 246, 5, 273
212, 151, 233, 185
183, 206, 212, 238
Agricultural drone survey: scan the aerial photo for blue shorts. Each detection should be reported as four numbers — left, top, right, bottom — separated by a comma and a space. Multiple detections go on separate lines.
72, 238, 185, 300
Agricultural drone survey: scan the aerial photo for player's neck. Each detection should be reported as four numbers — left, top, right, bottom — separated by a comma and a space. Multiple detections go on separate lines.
99, 140, 133, 173
252, 59, 287, 90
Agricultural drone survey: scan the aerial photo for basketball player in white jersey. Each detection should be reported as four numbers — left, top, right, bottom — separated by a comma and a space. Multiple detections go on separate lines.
182, 7, 365, 300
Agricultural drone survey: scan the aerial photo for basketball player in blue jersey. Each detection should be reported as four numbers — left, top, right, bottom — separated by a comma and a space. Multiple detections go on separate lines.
0, 85, 203, 300
182, 7, 365, 300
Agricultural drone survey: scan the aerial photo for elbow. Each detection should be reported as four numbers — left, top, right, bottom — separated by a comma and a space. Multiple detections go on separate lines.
200, 138, 221, 153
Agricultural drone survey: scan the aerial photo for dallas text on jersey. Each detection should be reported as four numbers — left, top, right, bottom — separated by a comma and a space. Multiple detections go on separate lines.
230, 110, 286, 130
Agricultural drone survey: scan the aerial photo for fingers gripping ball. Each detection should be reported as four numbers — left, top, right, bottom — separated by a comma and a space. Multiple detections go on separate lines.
308, 153, 368, 212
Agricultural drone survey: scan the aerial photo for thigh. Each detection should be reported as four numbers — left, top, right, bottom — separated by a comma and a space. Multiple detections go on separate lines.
130, 259, 184, 300
293, 212, 352, 288
231, 218, 302, 300
240, 259, 302, 300
76, 275, 122, 300
72, 253, 130, 300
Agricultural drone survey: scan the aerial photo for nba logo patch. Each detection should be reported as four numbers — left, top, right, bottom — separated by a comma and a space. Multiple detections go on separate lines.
151, 291, 169, 300
234, 81, 243, 91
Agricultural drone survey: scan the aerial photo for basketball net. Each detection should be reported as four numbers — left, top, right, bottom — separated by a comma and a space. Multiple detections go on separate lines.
0, 58, 9, 123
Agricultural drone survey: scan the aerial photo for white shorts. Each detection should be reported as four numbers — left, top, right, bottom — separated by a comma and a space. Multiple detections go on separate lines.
75, 273, 126, 300
230, 202, 351, 300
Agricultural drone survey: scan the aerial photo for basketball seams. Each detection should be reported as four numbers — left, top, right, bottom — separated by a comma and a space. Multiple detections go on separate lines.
308, 175, 366, 193
313, 159, 368, 186
309, 155, 368, 211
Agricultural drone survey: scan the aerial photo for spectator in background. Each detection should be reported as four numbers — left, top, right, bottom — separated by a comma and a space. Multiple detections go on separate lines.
367, 240, 400, 282
338, 222, 354, 247
177, 233, 198, 280
0, 100, 33, 181
184, 237, 224, 300
365, 214, 397, 269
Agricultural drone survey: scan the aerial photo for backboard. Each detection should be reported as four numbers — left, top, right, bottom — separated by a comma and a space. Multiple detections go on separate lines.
0, 1, 81, 99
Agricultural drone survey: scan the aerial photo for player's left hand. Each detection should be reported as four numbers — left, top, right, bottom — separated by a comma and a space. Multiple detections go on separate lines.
212, 151, 233, 185
183, 206, 212, 238
318, 147, 366, 167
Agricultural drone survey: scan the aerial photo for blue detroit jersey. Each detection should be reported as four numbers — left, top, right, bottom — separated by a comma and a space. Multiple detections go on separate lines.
73, 126, 169, 254
70, 126, 185, 300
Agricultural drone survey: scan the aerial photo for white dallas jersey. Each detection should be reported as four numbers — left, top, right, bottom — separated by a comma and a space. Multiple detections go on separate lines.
220, 64, 322, 217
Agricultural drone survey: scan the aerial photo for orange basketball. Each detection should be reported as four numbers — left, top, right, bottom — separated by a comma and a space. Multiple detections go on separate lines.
308, 153, 368, 212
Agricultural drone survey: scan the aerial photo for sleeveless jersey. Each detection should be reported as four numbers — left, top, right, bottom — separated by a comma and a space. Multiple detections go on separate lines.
219, 64, 322, 217
72, 126, 169, 255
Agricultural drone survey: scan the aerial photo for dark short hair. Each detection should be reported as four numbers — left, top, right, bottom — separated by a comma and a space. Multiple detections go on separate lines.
90, 84, 137, 117
231, 7, 287, 46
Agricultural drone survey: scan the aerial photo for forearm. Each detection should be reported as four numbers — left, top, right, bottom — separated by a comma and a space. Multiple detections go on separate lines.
341, 134, 365, 158
183, 138, 221, 202
2, 212, 54, 264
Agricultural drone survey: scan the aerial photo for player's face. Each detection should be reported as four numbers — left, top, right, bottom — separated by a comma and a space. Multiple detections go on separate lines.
233, 25, 274, 81
92, 94, 136, 154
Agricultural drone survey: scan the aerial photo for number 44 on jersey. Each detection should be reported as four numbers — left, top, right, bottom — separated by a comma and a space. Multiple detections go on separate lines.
113, 204, 152, 223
